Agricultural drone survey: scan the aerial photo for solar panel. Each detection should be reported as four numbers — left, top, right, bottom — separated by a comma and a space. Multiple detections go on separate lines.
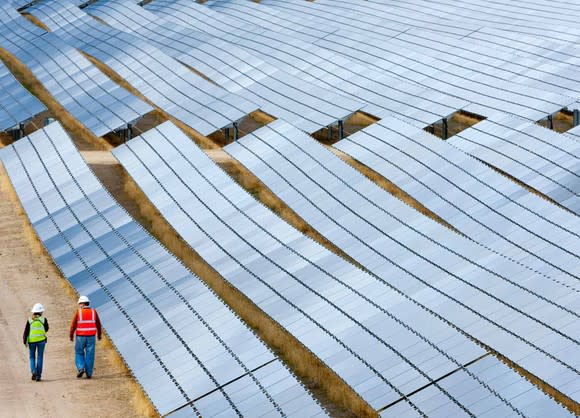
0, 122, 323, 417
113, 121, 574, 415
28, 0, 259, 136
334, 116, 580, 292
145, 0, 470, 128
197, 0, 574, 121
450, 112, 580, 213
225, 119, 580, 403
0, 6, 151, 136
0, 59, 46, 132
84, 0, 363, 134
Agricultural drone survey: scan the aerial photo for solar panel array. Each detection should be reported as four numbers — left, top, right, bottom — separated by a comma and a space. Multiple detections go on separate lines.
114, 121, 575, 417
0, 59, 46, 132
201, 0, 575, 121
0, 4, 151, 136
450, 113, 580, 214
84, 1, 364, 135
0, 0, 578, 416
0, 122, 325, 417
225, 120, 580, 403
28, 0, 259, 136
145, 0, 470, 128
334, 116, 580, 292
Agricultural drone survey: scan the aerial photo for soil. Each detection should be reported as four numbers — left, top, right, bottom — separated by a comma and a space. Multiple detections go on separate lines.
0, 165, 148, 418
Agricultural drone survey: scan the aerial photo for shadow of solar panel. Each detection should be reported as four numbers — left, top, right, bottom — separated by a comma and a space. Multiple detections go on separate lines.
0, 121, 324, 417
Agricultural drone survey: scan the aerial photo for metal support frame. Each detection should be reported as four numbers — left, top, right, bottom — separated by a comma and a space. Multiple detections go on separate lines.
442, 118, 448, 140
126, 123, 133, 142
327, 125, 333, 142
233, 122, 239, 141
223, 127, 230, 143
547, 114, 554, 130
338, 120, 344, 140
573, 110, 579, 127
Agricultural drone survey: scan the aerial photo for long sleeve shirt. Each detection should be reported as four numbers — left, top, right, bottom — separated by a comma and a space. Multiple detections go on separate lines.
23, 317, 49, 344
69, 308, 102, 340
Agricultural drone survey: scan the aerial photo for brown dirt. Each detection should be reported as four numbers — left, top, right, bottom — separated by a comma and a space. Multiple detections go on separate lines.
537, 110, 574, 133
425, 111, 485, 139
313, 111, 378, 145
0, 163, 155, 418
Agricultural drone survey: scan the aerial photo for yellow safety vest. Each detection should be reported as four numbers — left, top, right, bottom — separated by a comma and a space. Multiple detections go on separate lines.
28, 316, 46, 343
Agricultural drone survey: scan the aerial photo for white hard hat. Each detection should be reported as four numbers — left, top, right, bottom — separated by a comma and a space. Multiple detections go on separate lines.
31, 303, 45, 313
77, 295, 90, 304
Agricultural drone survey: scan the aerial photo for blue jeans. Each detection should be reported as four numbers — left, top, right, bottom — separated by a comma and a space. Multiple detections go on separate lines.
75, 335, 96, 376
29, 340, 46, 377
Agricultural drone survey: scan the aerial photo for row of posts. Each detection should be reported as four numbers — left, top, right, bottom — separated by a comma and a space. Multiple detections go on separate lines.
327, 120, 345, 141
223, 122, 239, 143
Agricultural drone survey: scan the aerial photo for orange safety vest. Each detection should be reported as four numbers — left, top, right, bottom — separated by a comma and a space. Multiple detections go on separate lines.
76, 308, 97, 336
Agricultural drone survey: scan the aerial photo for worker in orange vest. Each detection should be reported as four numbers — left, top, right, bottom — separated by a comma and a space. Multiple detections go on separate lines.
69, 296, 102, 379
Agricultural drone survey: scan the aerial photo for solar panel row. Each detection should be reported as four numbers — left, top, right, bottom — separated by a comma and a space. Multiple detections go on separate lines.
224, 120, 580, 403
84, 0, 364, 135
0, 59, 46, 132
114, 121, 575, 416
0, 3, 151, 136
334, 116, 580, 290
0, 123, 325, 417
28, 0, 259, 136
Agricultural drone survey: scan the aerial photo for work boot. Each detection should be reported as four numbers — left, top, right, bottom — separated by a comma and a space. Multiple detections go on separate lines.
77, 369, 84, 378
35, 376, 41, 382
31, 374, 36, 381
86, 374, 92, 379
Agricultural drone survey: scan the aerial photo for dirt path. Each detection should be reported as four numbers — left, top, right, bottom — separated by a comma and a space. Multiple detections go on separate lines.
0, 165, 150, 418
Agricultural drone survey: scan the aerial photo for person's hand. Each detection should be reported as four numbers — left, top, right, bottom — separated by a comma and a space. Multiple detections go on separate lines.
70, 337, 73, 342
97, 336, 102, 341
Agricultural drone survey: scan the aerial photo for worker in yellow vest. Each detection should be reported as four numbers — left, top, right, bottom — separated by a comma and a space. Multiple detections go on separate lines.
70, 296, 102, 379
23, 303, 49, 382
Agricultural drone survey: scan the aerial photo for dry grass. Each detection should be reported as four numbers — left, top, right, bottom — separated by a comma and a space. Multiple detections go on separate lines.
330, 147, 460, 233
0, 47, 110, 151
537, 110, 574, 133
208, 110, 275, 146
0, 163, 157, 417
425, 111, 485, 139
120, 167, 374, 417
313, 111, 379, 145
22, 13, 50, 31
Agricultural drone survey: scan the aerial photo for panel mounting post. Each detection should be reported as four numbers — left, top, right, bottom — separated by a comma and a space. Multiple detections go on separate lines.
223, 127, 230, 143
442, 118, 448, 140
233, 122, 239, 142
547, 114, 554, 130
573, 110, 579, 127
338, 120, 344, 140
